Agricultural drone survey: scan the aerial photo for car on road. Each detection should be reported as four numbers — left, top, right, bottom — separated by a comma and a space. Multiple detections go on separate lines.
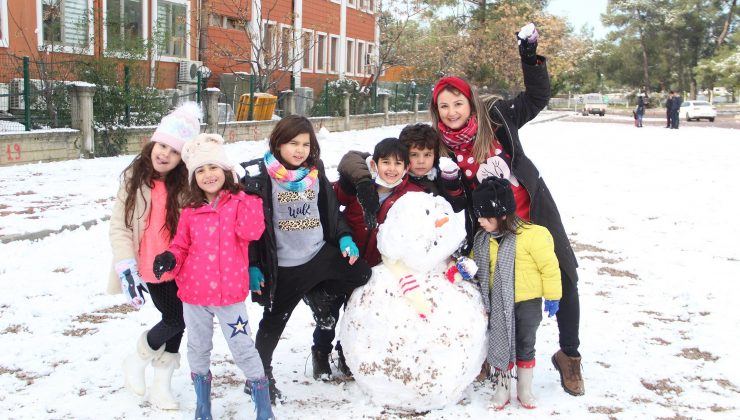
679, 100, 716, 122
581, 93, 607, 116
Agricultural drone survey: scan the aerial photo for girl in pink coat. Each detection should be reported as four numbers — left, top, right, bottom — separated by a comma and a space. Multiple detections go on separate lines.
153, 133, 274, 420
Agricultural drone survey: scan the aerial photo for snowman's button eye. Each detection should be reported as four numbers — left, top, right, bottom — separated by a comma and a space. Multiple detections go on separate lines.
425, 209, 430, 215
433, 241, 438, 246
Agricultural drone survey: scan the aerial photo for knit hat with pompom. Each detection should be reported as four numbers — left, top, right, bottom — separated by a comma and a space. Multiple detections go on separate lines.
150, 102, 203, 153
181, 133, 235, 182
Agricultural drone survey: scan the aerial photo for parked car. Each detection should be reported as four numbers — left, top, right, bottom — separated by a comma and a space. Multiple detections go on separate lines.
679, 100, 716, 122
581, 93, 607, 116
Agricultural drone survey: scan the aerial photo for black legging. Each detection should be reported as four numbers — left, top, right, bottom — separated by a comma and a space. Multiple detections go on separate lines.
555, 269, 580, 357
146, 280, 185, 353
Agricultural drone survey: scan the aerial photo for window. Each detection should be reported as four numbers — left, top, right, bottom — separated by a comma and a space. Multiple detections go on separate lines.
0, 0, 8, 48
356, 41, 365, 76
155, 0, 188, 58
367, 43, 375, 74
329, 35, 339, 73
301, 30, 313, 72
279, 25, 292, 68
369, 0, 375, 13
262, 21, 276, 66
348, 0, 356, 8
105, 0, 144, 51
224, 16, 239, 30
38, 0, 93, 50
315, 32, 327, 73
346, 39, 354, 75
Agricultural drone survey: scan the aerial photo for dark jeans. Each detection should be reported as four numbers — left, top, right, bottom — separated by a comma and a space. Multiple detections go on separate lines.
556, 269, 580, 357
515, 298, 543, 362
671, 111, 680, 129
312, 296, 345, 354
146, 280, 185, 353
255, 243, 371, 370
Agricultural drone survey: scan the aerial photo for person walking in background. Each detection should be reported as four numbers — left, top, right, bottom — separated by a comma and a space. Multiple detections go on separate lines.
665, 91, 674, 128
109, 102, 200, 411
670, 92, 683, 129
152, 133, 274, 420
635, 95, 645, 127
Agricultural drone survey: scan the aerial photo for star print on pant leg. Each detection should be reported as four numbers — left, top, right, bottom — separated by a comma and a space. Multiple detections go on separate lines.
228, 315, 249, 338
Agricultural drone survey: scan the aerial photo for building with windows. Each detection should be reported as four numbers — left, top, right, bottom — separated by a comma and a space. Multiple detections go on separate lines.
0, 0, 379, 96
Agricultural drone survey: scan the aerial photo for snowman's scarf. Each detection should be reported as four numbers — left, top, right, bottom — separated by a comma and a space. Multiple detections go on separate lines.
473, 230, 516, 371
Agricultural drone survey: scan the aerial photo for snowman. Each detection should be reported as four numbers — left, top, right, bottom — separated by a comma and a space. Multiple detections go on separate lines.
339, 192, 487, 411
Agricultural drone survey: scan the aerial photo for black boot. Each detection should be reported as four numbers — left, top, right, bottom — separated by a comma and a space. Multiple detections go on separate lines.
303, 287, 338, 330
336, 345, 352, 377
312, 349, 332, 380
244, 367, 283, 405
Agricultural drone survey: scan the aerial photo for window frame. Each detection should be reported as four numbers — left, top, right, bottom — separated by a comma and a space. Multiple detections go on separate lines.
102, 0, 148, 57
329, 34, 339, 74
261, 19, 278, 68
314, 31, 327, 74
301, 29, 314, 73
345, 37, 355, 76
152, 0, 191, 62
0, 0, 8, 48
356, 40, 365, 76
278, 23, 293, 69
36, 0, 95, 54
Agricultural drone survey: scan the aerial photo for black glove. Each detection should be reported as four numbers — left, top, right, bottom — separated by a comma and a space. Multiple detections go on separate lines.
153, 251, 176, 280
516, 23, 539, 65
355, 180, 379, 230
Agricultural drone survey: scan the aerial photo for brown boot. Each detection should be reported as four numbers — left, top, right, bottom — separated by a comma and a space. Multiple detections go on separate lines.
552, 350, 585, 396
475, 361, 491, 382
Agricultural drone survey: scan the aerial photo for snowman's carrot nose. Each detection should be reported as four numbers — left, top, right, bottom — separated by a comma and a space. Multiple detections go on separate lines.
435, 217, 449, 227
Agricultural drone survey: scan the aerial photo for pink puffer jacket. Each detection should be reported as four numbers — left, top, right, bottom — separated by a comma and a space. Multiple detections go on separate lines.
168, 190, 265, 306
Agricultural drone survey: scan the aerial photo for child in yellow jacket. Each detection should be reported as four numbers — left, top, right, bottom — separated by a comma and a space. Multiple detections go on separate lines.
471, 176, 562, 410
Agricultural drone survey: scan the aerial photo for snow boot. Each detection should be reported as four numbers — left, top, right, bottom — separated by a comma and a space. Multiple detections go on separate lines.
336, 345, 352, 377
490, 368, 511, 410
149, 351, 180, 410
302, 287, 337, 330
250, 376, 276, 420
245, 367, 283, 405
516, 361, 536, 409
552, 349, 585, 396
475, 361, 491, 382
123, 330, 164, 396
312, 349, 332, 381
191, 371, 212, 420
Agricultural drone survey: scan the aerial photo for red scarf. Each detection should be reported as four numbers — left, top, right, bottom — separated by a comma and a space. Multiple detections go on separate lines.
438, 114, 478, 149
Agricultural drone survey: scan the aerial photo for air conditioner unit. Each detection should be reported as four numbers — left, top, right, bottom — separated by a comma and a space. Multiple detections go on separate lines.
9, 78, 45, 110
178, 60, 204, 83
0, 83, 8, 112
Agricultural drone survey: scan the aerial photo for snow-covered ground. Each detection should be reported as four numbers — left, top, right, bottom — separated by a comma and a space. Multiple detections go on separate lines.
1, 114, 738, 419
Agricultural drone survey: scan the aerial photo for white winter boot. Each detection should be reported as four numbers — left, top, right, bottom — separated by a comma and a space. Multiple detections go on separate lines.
149, 351, 180, 410
516, 366, 536, 409
490, 368, 512, 410
122, 330, 164, 396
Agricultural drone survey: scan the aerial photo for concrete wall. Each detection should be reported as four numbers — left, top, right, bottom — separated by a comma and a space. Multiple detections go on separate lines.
0, 130, 80, 166
0, 111, 426, 167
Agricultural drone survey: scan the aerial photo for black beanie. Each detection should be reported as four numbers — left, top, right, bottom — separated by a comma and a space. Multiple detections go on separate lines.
472, 176, 516, 218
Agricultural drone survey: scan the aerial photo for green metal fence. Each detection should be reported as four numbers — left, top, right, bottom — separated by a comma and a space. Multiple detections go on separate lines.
0, 54, 74, 132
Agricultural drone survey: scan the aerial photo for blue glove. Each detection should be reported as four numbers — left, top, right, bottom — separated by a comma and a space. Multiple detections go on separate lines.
339, 236, 360, 258
249, 266, 265, 293
115, 259, 148, 309
544, 299, 560, 317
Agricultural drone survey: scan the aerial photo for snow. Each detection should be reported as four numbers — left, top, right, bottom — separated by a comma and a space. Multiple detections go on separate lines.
1, 114, 739, 419
341, 193, 487, 410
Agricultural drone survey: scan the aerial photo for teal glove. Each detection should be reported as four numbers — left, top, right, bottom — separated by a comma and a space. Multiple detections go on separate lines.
339, 236, 359, 258
249, 266, 265, 294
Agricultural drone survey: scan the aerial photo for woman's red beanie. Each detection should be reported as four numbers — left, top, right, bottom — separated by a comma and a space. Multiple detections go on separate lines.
432, 76, 472, 106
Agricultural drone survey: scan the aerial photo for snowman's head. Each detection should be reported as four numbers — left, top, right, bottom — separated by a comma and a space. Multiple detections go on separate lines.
377, 192, 466, 272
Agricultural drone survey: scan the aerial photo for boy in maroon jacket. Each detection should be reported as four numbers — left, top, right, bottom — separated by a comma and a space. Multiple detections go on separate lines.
307, 137, 424, 381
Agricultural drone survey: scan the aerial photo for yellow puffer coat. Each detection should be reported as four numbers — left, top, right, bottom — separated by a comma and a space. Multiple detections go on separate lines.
479, 224, 562, 303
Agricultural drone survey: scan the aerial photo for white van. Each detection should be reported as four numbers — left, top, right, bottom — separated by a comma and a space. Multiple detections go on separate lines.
581, 93, 607, 116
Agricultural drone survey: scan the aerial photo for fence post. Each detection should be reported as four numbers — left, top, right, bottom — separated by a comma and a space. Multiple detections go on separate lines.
23, 57, 31, 131
282, 90, 295, 116
68, 83, 97, 158
124, 65, 131, 126
196, 70, 202, 104
394, 83, 399, 111
248, 74, 255, 121
413, 94, 419, 123
204, 88, 220, 134
324, 79, 329, 116
378, 92, 389, 125
343, 91, 351, 130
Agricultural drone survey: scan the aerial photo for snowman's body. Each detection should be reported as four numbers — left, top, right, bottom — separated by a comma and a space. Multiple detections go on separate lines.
340, 192, 487, 411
